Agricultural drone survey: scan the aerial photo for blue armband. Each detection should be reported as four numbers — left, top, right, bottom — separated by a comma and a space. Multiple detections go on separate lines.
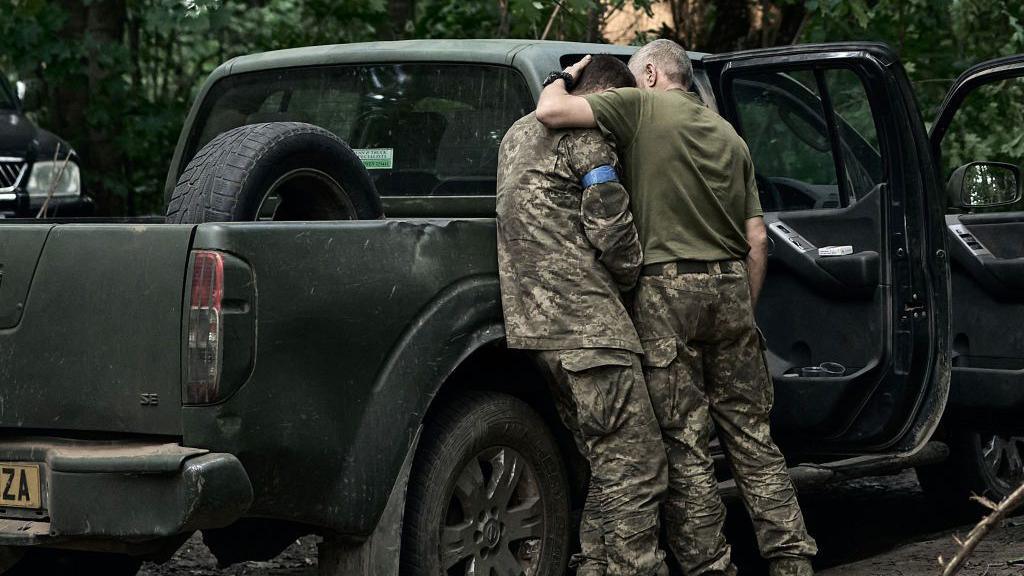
581, 165, 619, 189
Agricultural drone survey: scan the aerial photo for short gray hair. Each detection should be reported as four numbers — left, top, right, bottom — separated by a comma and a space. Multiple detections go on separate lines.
628, 39, 693, 87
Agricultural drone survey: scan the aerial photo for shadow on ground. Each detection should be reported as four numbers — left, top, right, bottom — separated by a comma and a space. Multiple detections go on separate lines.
725, 470, 1021, 575
141, 470, 1022, 575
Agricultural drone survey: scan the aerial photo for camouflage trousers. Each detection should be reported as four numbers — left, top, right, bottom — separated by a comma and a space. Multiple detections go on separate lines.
632, 260, 818, 576
533, 348, 668, 576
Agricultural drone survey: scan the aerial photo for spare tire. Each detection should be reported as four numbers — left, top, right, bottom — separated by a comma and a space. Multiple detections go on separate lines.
166, 122, 382, 223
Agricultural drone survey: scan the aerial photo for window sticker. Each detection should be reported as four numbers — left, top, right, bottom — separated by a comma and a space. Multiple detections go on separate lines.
354, 148, 394, 170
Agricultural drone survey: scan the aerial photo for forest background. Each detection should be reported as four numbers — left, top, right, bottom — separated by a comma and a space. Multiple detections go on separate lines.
0, 0, 1021, 215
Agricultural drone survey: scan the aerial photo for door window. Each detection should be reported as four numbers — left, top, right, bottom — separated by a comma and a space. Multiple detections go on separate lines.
940, 76, 1024, 212
732, 68, 883, 212
187, 64, 534, 197
826, 69, 884, 201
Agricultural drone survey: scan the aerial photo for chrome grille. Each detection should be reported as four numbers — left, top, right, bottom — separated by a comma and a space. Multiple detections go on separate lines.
0, 157, 28, 191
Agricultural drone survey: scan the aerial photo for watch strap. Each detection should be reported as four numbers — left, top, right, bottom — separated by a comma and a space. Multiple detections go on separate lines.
543, 71, 575, 92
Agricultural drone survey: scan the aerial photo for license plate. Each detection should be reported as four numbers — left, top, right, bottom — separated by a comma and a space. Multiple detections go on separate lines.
0, 464, 41, 509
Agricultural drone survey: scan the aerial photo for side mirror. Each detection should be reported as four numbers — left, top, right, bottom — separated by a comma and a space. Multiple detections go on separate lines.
947, 161, 1021, 210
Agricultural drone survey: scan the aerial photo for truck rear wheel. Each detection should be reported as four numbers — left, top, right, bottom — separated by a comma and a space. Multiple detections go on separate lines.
400, 392, 570, 576
166, 122, 383, 223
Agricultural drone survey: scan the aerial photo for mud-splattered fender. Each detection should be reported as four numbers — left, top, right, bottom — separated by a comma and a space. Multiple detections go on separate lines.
335, 274, 505, 534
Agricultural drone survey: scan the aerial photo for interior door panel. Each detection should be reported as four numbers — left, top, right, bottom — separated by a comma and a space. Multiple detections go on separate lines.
950, 214, 1024, 295
705, 43, 949, 456
765, 183, 883, 297
758, 186, 885, 436
960, 214, 1024, 259
947, 213, 1024, 367
946, 214, 1024, 427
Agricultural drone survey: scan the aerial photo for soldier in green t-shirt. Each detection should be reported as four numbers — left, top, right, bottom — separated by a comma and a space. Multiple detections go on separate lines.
536, 41, 818, 576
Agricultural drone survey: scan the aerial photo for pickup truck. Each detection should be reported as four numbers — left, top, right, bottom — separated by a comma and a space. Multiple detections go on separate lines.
0, 39, 1020, 576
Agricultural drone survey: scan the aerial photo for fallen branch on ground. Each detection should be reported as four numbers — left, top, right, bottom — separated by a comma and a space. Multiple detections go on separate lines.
938, 481, 1024, 575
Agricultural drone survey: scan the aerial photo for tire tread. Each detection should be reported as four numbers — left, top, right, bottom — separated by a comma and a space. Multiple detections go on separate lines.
400, 392, 569, 576
166, 122, 367, 223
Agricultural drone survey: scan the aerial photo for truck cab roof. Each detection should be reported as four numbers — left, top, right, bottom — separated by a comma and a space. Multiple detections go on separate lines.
224, 40, 629, 72
217, 39, 707, 78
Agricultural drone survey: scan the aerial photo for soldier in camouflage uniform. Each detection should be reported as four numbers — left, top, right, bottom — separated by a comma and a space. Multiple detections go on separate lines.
536, 42, 817, 576
496, 55, 668, 576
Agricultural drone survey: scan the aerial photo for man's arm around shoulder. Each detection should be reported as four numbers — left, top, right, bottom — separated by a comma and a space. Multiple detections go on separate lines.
536, 83, 597, 129
535, 56, 598, 129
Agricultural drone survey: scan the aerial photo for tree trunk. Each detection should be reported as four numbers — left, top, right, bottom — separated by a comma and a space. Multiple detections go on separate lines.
664, 0, 807, 52
91, 0, 127, 214
702, 0, 751, 52
587, 2, 602, 43
51, 0, 128, 215
388, 0, 415, 38
772, 1, 808, 46
128, 9, 141, 91
498, 0, 511, 38
48, 2, 88, 141
666, 0, 705, 51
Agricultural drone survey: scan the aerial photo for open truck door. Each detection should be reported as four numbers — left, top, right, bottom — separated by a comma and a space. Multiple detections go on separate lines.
922, 55, 1024, 500
702, 43, 950, 458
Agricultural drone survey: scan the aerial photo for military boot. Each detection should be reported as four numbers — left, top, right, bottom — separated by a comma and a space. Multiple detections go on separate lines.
768, 557, 814, 576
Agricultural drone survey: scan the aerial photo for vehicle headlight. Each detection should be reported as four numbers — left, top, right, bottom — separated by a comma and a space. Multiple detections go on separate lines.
26, 160, 81, 199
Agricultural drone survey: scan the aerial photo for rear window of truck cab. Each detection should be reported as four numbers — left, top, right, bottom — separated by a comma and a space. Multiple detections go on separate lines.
184, 64, 534, 198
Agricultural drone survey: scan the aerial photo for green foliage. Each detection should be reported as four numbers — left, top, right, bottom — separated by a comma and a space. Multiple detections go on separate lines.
803, 0, 1024, 112
0, 0, 1021, 215
803, 0, 1024, 211
0, 0, 392, 214
416, 0, 502, 37
416, 0, 657, 40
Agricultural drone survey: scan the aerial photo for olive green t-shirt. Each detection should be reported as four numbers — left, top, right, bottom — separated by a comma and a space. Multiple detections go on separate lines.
584, 88, 762, 263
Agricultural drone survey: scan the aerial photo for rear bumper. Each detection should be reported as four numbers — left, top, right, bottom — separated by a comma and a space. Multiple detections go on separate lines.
0, 439, 252, 545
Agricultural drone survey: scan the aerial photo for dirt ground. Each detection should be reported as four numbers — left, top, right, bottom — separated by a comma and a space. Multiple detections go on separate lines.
811, 476, 1024, 576
139, 471, 1024, 576
139, 536, 317, 576
817, 523, 1024, 576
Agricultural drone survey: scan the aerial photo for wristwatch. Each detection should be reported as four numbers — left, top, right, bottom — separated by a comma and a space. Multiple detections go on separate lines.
543, 71, 575, 92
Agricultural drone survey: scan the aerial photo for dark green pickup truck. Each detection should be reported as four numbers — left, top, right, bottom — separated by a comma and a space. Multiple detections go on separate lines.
0, 39, 1022, 576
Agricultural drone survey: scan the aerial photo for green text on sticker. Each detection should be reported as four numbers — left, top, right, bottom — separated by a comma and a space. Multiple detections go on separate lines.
354, 148, 394, 170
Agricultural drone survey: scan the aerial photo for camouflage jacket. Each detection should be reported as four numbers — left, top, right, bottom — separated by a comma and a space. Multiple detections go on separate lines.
496, 113, 643, 353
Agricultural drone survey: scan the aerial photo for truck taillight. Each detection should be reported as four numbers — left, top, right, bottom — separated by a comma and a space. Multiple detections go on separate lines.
187, 251, 224, 404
